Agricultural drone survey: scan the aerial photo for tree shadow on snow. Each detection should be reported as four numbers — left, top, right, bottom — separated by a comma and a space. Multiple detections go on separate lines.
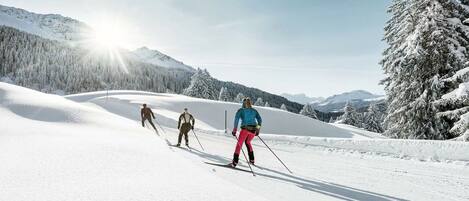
176, 147, 408, 201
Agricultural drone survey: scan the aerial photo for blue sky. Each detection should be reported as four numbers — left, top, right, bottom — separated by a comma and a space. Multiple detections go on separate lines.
1, 0, 391, 97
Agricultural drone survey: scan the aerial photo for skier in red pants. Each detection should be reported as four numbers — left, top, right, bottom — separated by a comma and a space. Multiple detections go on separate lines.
229, 97, 262, 167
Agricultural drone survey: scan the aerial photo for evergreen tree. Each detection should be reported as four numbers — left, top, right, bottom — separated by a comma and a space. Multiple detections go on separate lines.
264, 102, 270, 107
183, 69, 218, 100
234, 93, 245, 103
329, 117, 335, 123
381, 0, 469, 139
339, 102, 361, 127
254, 97, 264, 106
363, 103, 385, 133
218, 86, 230, 101
300, 103, 318, 119
280, 104, 288, 111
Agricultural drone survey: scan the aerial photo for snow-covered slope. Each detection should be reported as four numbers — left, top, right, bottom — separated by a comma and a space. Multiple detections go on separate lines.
66, 91, 365, 138
0, 82, 266, 201
2, 82, 469, 201
320, 90, 382, 105
131, 47, 195, 71
0, 4, 91, 42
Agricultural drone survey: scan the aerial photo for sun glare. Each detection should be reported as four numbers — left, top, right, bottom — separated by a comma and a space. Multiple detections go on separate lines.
92, 23, 126, 49
82, 18, 131, 73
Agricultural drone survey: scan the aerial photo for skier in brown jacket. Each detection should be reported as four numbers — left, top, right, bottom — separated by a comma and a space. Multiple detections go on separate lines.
177, 108, 195, 147
141, 103, 158, 134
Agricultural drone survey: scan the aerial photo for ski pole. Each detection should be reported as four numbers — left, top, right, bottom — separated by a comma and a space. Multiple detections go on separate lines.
257, 136, 293, 174
234, 135, 256, 176
154, 119, 167, 134
191, 130, 205, 151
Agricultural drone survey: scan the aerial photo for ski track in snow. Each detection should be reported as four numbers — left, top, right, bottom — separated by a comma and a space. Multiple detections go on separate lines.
1, 82, 469, 201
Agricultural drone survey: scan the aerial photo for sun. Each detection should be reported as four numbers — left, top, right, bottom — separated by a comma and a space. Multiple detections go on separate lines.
91, 23, 126, 49
79, 18, 132, 73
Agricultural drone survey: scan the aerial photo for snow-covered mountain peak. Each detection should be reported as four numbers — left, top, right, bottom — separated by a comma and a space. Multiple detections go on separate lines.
281, 93, 324, 104
323, 90, 382, 105
0, 4, 91, 42
131, 46, 195, 71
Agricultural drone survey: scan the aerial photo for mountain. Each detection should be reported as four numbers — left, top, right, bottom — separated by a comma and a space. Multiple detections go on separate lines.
0, 25, 193, 94
131, 47, 194, 71
281, 93, 324, 104
0, 4, 91, 42
0, 4, 301, 112
320, 90, 382, 105
312, 90, 384, 113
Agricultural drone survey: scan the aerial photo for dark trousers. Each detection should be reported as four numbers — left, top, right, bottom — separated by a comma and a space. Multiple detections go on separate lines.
178, 123, 191, 144
142, 118, 156, 130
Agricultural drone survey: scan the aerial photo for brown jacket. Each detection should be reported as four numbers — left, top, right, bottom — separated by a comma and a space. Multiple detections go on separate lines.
141, 107, 155, 119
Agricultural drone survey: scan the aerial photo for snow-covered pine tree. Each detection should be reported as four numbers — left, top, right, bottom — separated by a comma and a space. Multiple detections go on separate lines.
329, 117, 335, 123
363, 103, 385, 133
183, 69, 218, 100
339, 102, 361, 127
300, 103, 318, 119
234, 93, 245, 103
218, 86, 230, 101
433, 12, 469, 141
264, 102, 270, 107
381, 0, 469, 139
254, 97, 264, 106
280, 104, 288, 111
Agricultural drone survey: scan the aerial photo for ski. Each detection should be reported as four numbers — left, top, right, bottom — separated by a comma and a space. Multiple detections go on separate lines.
169, 144, 192, 151
204, 162, 255, 175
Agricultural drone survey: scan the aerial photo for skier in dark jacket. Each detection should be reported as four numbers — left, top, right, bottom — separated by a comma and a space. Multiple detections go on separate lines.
141, 103, 158, 134
177, 108, 195, 147
229, 98, 262, 167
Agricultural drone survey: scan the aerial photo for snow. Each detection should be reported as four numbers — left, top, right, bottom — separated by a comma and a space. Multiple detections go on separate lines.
131, 47, 195, 71
0, 4, 90, 42
2, 82, 469, 201
319, 90, 382, 105
442, 82, 469, 99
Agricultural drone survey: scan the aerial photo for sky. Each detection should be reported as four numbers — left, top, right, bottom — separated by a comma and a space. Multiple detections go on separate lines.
1, 0, 391, 98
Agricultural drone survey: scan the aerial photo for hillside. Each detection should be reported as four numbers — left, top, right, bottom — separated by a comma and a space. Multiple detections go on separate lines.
1, 82, 469, 201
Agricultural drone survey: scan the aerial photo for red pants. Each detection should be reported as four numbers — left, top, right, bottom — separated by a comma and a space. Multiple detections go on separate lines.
234, 129, 255, 155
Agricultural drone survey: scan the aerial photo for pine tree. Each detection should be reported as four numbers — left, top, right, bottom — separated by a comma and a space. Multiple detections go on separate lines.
339, 102, 361, 127
254, 97, 264, 106
329, 117, 335, 123
363, 103, 385, 133
264, 102, 270, 107
234, 93, 245, 103
183, 69, 218, 100
300, 103, 318, 119
218, 86, 230, 101
381, 0, 469, 139
280, 104, 288, 111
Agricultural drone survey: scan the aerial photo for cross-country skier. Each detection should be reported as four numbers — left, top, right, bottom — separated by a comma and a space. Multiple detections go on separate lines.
229, 98, 262, 167
141, 103, 158, 133
177, 108, 195, 147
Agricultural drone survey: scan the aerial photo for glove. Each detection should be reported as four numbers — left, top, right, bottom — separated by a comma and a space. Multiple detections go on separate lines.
177, 126, 180, 129
255, 125, 261, 136
232, 129, 237, 136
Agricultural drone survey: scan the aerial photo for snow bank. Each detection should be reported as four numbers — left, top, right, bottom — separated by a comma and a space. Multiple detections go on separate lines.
259, 134, 469, 162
